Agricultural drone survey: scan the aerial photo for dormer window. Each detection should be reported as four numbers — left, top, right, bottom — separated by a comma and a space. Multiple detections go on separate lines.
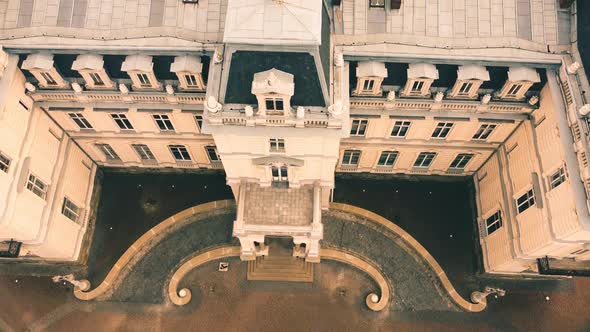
355, 61, 387, 96
449, 66, 489, 99
171, 55, 206, 91
251, 68, 294, 116
265, 96, 284, 113
121, 55, 161, 90
402, 63, 438, 97
497, 67, 540, 101
21, 53, 68, 89
72, 54, 114, 89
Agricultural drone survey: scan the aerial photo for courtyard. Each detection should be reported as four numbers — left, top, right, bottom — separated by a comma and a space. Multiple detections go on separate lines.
1, 172, 588, 331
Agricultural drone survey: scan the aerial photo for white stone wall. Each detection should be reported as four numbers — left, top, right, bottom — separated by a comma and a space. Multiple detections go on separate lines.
0, 57, 97, 260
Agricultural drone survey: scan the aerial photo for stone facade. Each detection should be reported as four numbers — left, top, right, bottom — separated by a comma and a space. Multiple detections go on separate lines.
0, 0, 588, 271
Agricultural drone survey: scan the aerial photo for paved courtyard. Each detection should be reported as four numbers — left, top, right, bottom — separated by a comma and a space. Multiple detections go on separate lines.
1, 172, 589, 331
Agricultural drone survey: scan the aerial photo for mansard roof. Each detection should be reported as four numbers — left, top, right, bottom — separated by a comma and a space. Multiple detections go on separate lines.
223, 0, 322, 46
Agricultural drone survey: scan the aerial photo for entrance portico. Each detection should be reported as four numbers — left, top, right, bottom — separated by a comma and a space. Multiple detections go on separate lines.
233, 181, 323, 262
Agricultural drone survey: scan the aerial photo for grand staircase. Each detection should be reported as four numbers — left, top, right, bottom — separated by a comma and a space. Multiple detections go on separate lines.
247, 237, 314, 283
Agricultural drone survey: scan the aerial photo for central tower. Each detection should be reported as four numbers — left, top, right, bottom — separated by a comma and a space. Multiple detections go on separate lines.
202, 0, 347, 262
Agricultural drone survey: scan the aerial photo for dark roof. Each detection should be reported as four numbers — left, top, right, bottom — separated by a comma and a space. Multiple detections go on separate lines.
53, 54, 82, 78
224, 51, 325, 107
431, 64, 458, 88
481, 66, 508, 90
103, 55, 128, 79
319, 5, 331, 89
153, 56, 176, 80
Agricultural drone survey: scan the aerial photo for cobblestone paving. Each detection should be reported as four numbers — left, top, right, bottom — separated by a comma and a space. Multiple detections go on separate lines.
244, 183, 312, 226
108, 211, 237, 303
108, 206, 458, 311
322, 210, 459, 312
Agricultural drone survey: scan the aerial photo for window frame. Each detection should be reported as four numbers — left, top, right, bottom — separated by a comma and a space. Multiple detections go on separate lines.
414, 152, 437, 168
449, 153, 474, 170
61, 197, 82, 223
89, 72, 105, 86
431, 122, 454, 139
271, 165, 289, 182
265, 97, 285, 113
110, 113, 134, 130
0, 151, 11, 173
549, 167, 567, 190
362, 79, 375, 92
41, 71, 58, 85
152, 114, 175, 131
205, 146, 220, 162
194, 115, 203, 131
458, 81, 474, 95
269, 138, 285, 152
68, 113, 93, 130
377, 151, 398, 167
391, 121, 411, 138
169, 145, 192, 161
350, 119, 368, 136
485, 211, 503, 236
26, 173, 47, 200
342, 150, 361, 165
137, 72, 152, 88
516, 189, 535, 214
472, 124, 497, 140
506, 83, 523, 97
96, 143, 120, 161
132, 144, 157, 161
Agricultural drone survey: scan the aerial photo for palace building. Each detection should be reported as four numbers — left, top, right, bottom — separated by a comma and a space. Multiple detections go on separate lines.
0, 0, 588, 274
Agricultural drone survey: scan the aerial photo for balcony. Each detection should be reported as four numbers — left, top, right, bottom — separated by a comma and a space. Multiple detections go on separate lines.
207, 108, 343, 129
349, 95, 536, 115
28, 89, 205, 106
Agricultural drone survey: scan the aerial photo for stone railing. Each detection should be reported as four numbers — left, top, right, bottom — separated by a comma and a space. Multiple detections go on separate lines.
350, 97, 534, 114
208, 110, 343, 129
29, 90, 206, 105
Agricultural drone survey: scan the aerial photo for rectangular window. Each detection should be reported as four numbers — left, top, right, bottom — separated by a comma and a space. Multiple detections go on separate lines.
184, 74, 199, 87
89, 72, 104, 86
194, 115, 203, 131
169, 145, 191, 161
137, 73, 151, 87
152, 114, 175, 131
410, 80, 425, 93
431, 122, 454, 139
472, 124, 496, 140
516, 189, 535, 214
68, 113, 93, 129
369, 0, 385, 7
458, 82, 473, 95
414, 152, 436, 168
26, 174, 47, 199
132, 144, 156, 161
377, 151, 398, 167
350, 119, 368, 136
265, 98, 284, 112
507, 83, 523, 96
272, 165, 289, 182
362, 79, 375, 91
41, 72, 57, 85
391, 121, 411, 137
205, 146, 220, 162
61, 197, 81, 223
0, 152, 11, 173
110, 113, 134, 130
485, 211, 502, 236
549, 167, 566, 189
450, 154, 474, 169
269, 138, 285, 152
96, 144, 120, 160
342, 150, 361, 165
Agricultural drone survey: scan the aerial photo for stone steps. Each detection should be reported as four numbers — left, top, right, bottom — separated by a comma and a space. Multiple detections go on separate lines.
247, 255, 313, 283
